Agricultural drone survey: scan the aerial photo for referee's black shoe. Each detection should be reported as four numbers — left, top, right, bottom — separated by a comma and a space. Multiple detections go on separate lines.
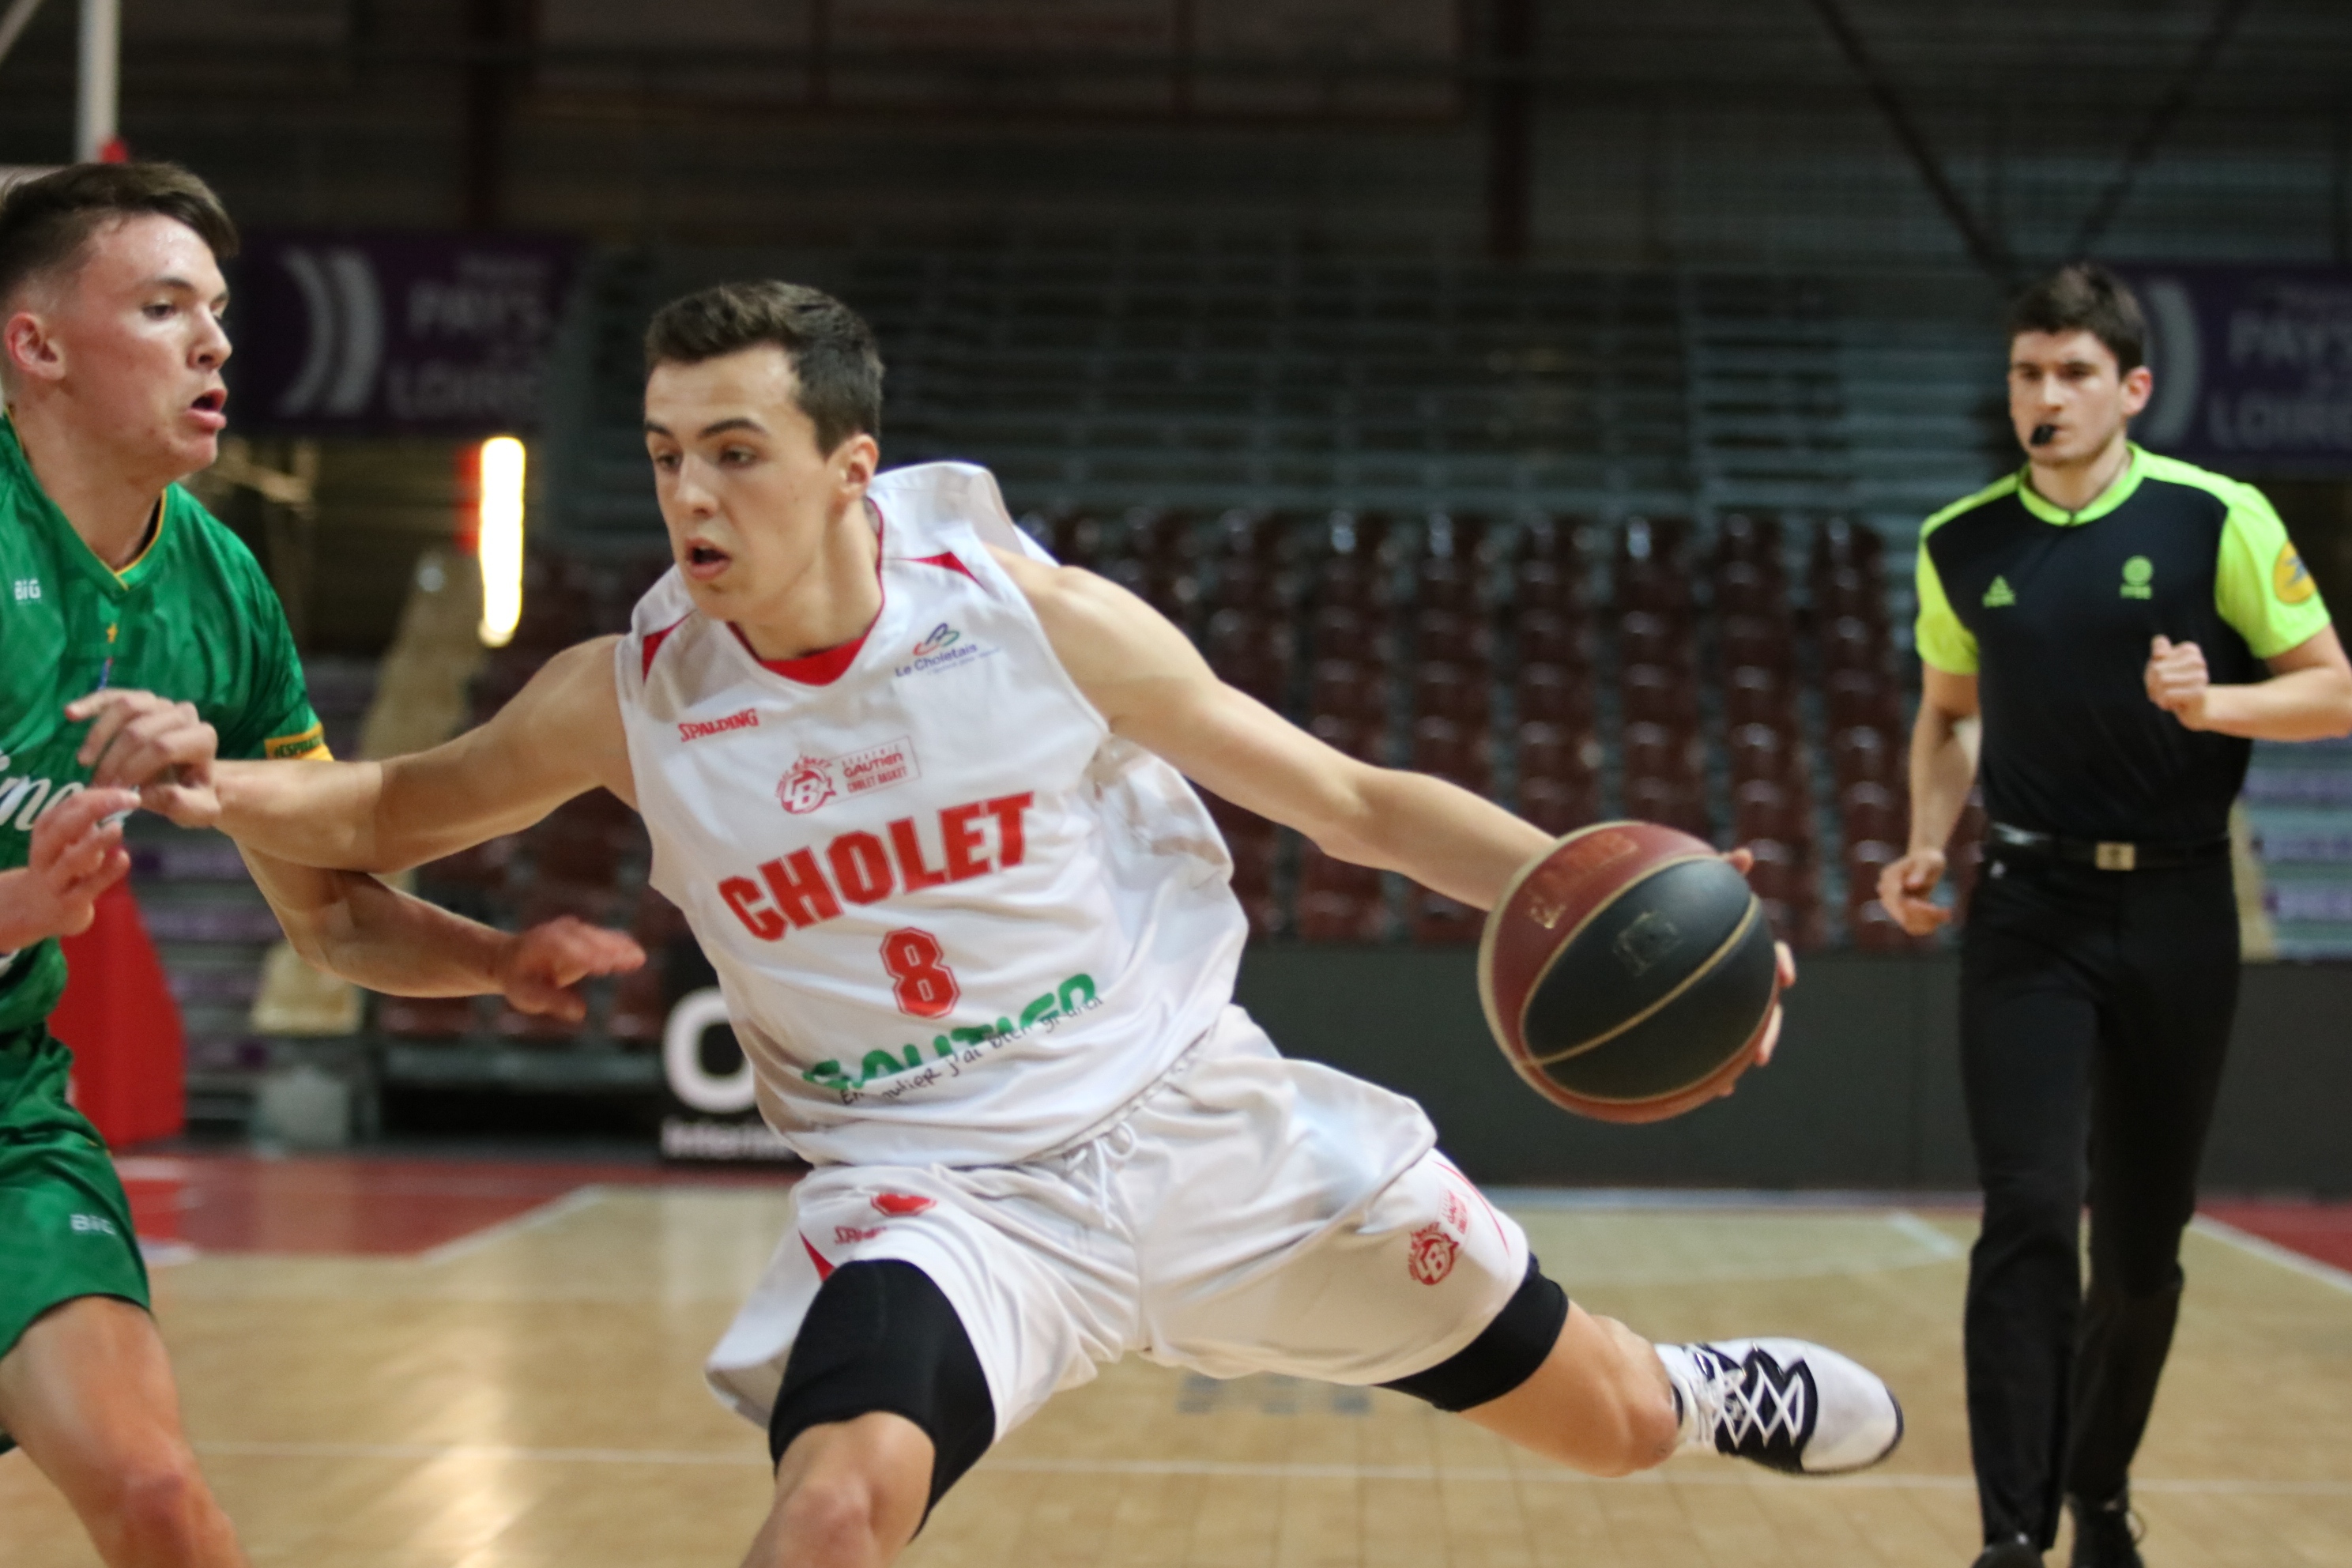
2067, 1491, 2145, 1567
1970, 1536, 2041, 1566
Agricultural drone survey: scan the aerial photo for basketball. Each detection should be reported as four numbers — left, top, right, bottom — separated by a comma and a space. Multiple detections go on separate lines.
1479, 822, 1781, 1124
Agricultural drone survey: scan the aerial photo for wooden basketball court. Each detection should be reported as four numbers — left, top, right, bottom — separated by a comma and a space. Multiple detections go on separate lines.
4, 1158, 2348, 1566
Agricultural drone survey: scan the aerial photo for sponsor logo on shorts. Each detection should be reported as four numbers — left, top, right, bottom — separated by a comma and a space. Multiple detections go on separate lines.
680, 707, 760, 743
835, 1225, 887, 1244
69, 1213, 119, 1237
872, 1193, 935, 1217
775, 737, 919, 816
1407, 1223, 1458, 1286
13, 577, 41, 602
1442, 1190, 1472, 1234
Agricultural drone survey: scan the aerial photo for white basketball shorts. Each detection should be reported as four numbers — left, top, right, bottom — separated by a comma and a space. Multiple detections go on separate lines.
706, 1004, 1532, 1441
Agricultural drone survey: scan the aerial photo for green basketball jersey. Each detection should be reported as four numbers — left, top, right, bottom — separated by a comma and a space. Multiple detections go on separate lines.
0, 414, 322, 1032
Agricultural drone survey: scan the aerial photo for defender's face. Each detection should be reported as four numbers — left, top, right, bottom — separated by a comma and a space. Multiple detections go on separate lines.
2007, 329, 2152, 466
5, 213, 232, 477
643, 347, 875, 624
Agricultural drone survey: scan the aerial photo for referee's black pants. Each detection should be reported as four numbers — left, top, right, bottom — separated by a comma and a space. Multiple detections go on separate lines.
1958, 849, 2239, 1551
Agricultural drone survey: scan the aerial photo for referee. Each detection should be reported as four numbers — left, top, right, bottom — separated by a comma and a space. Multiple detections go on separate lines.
1879, 263, 2352, 1568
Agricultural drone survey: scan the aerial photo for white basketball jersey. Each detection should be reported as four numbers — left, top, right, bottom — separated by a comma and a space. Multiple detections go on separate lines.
616, 462, 1248, 1167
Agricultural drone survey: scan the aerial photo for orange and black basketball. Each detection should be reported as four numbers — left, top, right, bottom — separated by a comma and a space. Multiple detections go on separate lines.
1479, 821, 1781, 1124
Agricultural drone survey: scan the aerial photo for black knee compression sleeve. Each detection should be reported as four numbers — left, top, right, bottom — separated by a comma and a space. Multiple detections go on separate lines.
1378, 1254, 1570, 1412
767, 1260, 997, 1512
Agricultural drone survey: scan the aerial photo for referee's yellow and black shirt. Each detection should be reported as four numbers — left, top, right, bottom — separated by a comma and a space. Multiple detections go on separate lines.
1915, 443, 2331, 845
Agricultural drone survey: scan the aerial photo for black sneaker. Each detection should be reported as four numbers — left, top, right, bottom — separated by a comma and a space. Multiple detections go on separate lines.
1972, 1536, 2042, 1567
2067, 1492, 2144, 1568
1664, 1338, 1904, 1475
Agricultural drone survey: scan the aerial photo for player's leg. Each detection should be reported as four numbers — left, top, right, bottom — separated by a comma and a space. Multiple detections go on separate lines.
1447, 1294, 1679, 1475
1407, 1257, 1902, 1479
1958, 864, 2102, 1556
742, 1412, 933, 1568
1130, 1035, 1899, 1483
0, 1295, 247, 1568
2063, 861, 2239, 1565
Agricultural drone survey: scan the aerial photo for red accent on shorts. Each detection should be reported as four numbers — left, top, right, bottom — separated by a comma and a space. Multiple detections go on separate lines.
801, 1233, 835, 1280
872, 1192, 936, 1218
641, 612, 692, 680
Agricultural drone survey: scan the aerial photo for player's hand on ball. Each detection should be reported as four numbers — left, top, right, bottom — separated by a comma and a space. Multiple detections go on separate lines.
2145, 635, 2211, 729
1877, 848, 1951, 936
1721, 848, 1799, 1086
66, 688, 220, 827
17, 787, 138, 940
495, 917, 647, 1021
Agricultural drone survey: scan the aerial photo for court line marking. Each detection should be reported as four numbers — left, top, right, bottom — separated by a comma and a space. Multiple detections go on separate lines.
2192, 1215, 2352, 1297
1886, 1210, 1968, 1261
183, 1441, 2352, 1495
417, 1184, 610, 1265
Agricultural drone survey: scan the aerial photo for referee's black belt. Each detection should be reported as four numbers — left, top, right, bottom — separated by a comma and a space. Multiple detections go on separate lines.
1986, 822, 2232, 873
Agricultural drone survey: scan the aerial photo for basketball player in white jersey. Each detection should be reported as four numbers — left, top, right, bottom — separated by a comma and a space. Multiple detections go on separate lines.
143, 281, 1904, 1566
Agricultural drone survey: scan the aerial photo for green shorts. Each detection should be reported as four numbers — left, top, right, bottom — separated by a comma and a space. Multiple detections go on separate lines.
0, 1025, 150, 1453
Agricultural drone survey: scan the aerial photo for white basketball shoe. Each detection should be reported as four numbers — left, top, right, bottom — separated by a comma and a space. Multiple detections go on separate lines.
1656, 1338, 1904, 1475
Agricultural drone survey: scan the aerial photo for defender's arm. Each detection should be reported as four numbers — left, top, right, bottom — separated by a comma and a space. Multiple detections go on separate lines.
992, 548, 1548, 910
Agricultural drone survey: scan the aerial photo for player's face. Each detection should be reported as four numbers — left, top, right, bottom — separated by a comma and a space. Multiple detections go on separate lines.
24, 214, 232, 477
643, 348, 877, 624
2007, 329, 2152, 468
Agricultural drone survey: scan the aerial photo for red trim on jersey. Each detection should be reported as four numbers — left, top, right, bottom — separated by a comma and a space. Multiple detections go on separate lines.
728, 500, 892, 688
734, 621, 873, 687
905, 550, 978, 583
801, 1233, 835, 1280
640, 612, 692, 680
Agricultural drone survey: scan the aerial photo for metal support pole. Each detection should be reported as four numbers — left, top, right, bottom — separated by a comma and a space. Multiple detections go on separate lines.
0, 0, 50, 73
76, 0, 119, 162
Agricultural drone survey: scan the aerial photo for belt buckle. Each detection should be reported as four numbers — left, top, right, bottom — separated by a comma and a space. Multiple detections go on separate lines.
2094, 841, 2136, 872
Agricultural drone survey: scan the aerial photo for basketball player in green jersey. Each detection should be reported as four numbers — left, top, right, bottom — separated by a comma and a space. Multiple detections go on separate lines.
0, 163, 643, 1567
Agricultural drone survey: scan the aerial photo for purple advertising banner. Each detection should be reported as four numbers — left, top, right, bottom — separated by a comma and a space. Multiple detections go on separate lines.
229, 233, 582, 437
2113, 263, 2352, 475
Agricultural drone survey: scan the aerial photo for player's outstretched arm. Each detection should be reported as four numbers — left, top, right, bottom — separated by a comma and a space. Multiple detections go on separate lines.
194, 636, 637, 873
116, 638, 644, 1012
992, 548, 1550, 910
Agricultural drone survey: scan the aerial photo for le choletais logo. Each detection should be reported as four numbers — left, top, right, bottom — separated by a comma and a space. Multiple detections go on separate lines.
895, 622, 992, 678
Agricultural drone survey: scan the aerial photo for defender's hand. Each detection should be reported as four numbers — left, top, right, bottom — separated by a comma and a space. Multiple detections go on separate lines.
65, 689, 220, 826
19, 787, 138, 940
1877, 848, 1951, 936
2146, 635, 2211, 729
492, 917, 647, 1022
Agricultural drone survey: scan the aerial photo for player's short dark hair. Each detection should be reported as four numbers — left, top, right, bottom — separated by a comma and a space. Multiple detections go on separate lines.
643, 281, 884, 455
2006, 262, 2146, 374
0, 161, 239, 309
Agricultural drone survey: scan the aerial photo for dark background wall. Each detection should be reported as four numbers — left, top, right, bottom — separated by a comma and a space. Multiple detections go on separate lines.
1, 1, 2346, 270
1236, 948, 2352, 1195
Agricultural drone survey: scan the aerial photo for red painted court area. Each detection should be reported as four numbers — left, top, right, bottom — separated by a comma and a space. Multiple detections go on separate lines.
115, 1154, 793, 1257
2202, 1200, 2352, 1275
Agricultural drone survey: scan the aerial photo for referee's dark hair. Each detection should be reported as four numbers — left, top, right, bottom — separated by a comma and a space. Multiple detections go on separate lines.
0, 162, 239, 310
644, 280, 884, 457
2007, 262, 2147, 374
